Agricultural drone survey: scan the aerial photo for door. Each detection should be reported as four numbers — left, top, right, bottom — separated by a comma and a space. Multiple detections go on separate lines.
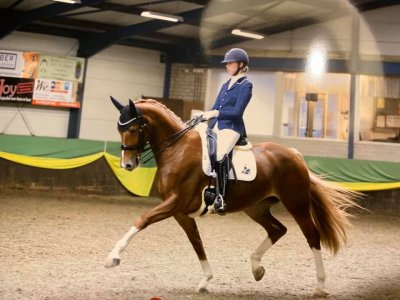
298, 93, 326, 138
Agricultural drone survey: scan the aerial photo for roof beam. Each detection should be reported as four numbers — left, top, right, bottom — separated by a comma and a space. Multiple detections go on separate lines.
355, 0, 400, 11
18, 23, 87, 40
77, 7, 204, 58
18, 22, 178, 54
8, 0, 26, 9
41, 16, 196, 46
0, 0, 105, 40
87, 2, 142, 15
41, 16, 119, 33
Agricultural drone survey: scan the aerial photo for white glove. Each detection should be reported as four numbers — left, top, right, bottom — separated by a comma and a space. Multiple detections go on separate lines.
202, 110, 219, 120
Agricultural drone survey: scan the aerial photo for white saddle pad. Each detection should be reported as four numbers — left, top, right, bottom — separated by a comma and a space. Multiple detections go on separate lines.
194, 122, 257, 181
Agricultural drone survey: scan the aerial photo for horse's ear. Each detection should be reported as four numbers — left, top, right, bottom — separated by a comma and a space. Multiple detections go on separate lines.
110, 96, 124, 112
129, 99, 138, 117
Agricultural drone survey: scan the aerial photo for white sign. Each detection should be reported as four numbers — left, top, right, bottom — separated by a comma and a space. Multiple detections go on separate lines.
32, 78, 79, 108
0, 51, 25, 78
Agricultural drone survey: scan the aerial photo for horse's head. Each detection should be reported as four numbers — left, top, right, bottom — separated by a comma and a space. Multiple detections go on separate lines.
111, 96, 147, 171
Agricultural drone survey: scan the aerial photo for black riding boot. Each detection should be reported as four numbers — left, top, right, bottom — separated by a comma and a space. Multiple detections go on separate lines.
214, 156, 228, 214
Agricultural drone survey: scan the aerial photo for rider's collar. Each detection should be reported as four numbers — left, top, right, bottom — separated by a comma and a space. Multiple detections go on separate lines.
228, 74, 246, 89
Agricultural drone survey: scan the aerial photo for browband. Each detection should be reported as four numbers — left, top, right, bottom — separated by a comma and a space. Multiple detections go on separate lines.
118, 116, 142, 132
118, 116, 140, 126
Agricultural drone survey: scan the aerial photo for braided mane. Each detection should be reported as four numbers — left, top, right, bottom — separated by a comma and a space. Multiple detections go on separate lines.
135, 99, 184, 125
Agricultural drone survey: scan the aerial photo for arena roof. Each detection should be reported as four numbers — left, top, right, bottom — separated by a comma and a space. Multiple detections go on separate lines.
0, 0, 398, 61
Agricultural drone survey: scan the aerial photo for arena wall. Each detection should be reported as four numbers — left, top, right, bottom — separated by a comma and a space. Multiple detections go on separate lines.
0, 32, 75, 137
79, 45, 165, 141
0, 157, 128, 196
0, 157, 398, 214
0, 32, 165, 141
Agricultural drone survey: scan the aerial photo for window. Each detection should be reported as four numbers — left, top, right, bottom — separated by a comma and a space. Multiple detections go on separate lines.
359, 76, 400, 143
281, 73, 350, 140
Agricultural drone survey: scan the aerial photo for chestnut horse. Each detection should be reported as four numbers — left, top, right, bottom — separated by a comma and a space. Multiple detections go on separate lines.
105, 98, 360, 296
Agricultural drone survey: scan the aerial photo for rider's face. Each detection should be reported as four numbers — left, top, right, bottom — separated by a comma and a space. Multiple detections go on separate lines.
226, 61, 243, 76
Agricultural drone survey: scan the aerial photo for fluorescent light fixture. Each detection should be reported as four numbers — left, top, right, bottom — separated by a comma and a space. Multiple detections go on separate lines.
305, 40, 327, 80
52, 0, 80, 3
231, 29, 264, 40
141, 11, 183, 22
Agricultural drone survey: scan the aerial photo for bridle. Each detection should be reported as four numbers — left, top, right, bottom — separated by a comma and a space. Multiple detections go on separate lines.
119, 113, 148, 153
119, 112, 205, 165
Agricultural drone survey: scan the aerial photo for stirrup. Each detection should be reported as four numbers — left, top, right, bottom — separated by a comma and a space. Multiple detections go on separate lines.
213, 194, 226, 215
204, 186, 217, 206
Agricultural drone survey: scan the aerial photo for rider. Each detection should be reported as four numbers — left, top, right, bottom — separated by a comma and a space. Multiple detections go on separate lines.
202, 48, 253, 213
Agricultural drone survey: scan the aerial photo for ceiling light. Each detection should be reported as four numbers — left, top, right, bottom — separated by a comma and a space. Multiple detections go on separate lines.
305, 40, 327, 80
141, 11, 183, 22
52, 0, 80, 3
231, 29, 264, 40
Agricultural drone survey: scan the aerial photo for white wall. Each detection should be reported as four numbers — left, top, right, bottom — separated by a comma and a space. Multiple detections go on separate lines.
79, 45, 165, 141
360, 5, 400, 57
235, 16, 353, 58
236, 5, 400, 61
0, 32, 165, 140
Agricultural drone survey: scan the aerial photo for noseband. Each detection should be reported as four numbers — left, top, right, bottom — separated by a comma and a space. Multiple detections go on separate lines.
118, 107, 205, 165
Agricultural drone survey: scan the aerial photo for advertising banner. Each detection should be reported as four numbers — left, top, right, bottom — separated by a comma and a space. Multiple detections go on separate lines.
37, 55, 85, 83
0, 51, 39, 79
32, 78, 80, 108
1, 50, 83, 109
0, 77, 34, 103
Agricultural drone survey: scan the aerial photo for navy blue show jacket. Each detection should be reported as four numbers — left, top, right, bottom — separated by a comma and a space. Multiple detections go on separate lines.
209, 76, 253, 135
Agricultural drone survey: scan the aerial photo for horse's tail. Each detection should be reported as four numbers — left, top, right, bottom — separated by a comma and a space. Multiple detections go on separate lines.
308, 172, 364, 255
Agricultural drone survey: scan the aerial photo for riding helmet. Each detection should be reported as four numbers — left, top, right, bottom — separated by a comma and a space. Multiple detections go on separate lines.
221, 48, 249, 66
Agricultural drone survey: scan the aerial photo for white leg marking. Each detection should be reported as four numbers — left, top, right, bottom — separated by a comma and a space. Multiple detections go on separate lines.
312, 248, 329, 297
250, 237, 273, 281
105, 226, 139, 268
197, 259, 213, 293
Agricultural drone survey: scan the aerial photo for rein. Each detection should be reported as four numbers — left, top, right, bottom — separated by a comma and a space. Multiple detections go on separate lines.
140, 115, 205, 164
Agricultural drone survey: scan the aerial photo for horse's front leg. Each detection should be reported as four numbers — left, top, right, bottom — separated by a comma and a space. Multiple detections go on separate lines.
105, 195, 178, 268
174, 214, 213, 293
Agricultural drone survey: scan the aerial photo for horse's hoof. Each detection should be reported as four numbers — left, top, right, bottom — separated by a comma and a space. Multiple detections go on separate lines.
313, 288, 329, 297
197, 286, 209, 293
104, 257, 120, 268
253, 266, 265, 281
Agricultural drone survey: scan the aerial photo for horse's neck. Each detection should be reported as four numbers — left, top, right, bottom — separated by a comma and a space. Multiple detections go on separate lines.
141, 104, 184, 153
151, 119, 182, 146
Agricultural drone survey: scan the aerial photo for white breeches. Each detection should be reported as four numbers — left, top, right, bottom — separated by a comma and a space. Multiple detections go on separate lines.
212, 124, 240, 161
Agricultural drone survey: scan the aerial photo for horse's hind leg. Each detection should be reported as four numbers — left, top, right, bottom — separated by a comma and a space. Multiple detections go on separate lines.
244, 201, 287, 281
284, 199, 328, 297
174, 214, 213, 293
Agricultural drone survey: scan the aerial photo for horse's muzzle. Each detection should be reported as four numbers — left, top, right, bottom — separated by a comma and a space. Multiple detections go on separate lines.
120, 151, 140, 171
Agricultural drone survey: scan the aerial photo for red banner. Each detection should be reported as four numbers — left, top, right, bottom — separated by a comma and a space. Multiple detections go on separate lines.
0, 77, 34, 103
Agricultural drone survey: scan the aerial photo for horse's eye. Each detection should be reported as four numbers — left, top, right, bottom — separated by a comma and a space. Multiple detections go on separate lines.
129, 127, 137, 134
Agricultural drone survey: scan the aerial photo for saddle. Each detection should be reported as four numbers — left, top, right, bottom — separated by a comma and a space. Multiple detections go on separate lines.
202, 127, 255, 180
193, 122, 256, 216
